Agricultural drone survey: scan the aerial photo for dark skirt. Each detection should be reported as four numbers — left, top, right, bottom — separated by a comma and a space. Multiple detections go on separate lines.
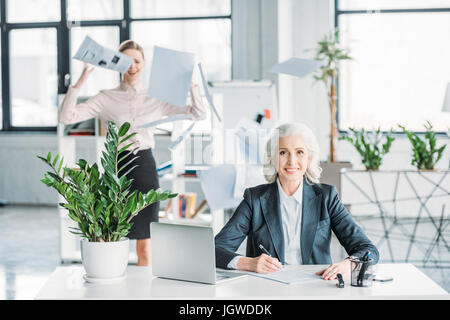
118, 148, 159, 240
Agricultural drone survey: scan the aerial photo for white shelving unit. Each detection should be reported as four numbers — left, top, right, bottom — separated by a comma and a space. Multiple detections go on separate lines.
158, 92, 226, 235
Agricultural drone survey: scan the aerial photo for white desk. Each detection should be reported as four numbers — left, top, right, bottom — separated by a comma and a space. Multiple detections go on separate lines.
35, 263, 449, 300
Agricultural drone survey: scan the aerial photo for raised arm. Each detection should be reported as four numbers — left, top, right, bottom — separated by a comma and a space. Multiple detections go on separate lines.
58, 63, 103, 125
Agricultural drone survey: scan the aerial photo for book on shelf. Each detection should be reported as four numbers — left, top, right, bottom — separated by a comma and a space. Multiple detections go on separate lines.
178, 172, 197, 178
176, 166, 209, 178
67, 128, 95, 136
191, 199, 207, 219
157, 161, 173, 177
178, 193, 197, 218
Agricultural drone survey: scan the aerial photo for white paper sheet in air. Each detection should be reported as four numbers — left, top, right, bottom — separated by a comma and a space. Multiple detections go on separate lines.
168, 121, 197, 151
73, 36, 132, 73
198, 63, 222, 122
268, 57, 322, 78
247, 265, 321, 285
197, 164, 242, 211
147, 46, 195, 107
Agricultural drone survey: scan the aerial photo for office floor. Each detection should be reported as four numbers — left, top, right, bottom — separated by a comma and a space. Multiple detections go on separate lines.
0, 205, 449, 300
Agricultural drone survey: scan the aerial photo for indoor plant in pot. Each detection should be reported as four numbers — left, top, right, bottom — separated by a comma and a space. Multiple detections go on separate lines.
311, 28, 353, 194
339, 127, 396, 171
38, 121, 177, 282
312, 28, 352, 163
399, 121, 447, 171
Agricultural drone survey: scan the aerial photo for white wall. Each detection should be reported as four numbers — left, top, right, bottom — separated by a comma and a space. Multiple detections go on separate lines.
0, 134, 58, 204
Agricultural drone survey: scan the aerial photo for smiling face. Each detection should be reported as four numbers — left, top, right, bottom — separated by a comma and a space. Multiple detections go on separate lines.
122, 48, 145, 85
277, 134, 311, 185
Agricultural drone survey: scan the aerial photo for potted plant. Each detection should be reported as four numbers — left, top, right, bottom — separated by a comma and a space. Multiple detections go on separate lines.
312, 28, 352, 163
311, 29, 353, 194
339, 127, 395, 171
399, 121, 447, 171
38, 121, 177, 281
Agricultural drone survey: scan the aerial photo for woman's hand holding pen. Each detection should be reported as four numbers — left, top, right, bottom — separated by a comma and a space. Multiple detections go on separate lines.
237, 254, 282, 274
315, 259, 352, 280
73, 63, 95, 89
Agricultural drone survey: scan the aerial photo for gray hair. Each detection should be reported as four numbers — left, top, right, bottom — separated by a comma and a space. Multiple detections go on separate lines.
263, 122, 322, 184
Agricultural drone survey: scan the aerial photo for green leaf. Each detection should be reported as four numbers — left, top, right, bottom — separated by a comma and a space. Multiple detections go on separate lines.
119, 132, 137, 145
118, 122, 131, 137
52, 154, 59, 167
118, 142, 135, 155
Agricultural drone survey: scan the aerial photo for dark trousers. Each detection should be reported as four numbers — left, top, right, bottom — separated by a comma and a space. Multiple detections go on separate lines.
118, 148, 160, 239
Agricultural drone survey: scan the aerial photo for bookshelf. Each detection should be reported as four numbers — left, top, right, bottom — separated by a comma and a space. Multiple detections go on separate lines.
158, 94, 226, 235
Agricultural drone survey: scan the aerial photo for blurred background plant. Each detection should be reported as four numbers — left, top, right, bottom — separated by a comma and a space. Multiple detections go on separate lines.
339, 127, 395, 171
312, 28, 352, 163
399, 121, 447, 171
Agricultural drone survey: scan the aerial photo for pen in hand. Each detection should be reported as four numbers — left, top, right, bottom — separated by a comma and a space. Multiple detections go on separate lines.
258, 244, 272, 257
258, 244, 284, 267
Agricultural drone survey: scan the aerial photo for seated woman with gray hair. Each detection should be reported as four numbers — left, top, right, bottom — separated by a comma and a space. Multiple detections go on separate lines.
215, 122, 378, 280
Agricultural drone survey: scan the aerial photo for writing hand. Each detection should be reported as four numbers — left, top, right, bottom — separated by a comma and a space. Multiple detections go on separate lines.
237, 254, 282, 274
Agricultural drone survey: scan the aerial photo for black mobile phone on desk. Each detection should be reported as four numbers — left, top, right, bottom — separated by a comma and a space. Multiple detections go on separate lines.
373, 275, 393, 282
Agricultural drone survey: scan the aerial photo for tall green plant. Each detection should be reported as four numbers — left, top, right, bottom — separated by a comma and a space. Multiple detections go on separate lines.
339, 127, 395, 171
38, 121, 177, 242
399, 121, 447, 171
312, 28, 352, 163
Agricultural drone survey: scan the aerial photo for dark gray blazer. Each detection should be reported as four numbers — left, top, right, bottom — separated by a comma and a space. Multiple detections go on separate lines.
215, 179, 379, 269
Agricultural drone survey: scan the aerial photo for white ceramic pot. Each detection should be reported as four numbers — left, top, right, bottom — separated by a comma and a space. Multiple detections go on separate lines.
80, 237, 129, 279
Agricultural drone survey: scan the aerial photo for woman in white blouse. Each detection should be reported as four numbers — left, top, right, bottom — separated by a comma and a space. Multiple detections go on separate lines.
59, 40, 206, 266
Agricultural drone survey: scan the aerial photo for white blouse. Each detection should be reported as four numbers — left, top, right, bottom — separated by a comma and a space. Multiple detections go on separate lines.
59, 81, 206, 151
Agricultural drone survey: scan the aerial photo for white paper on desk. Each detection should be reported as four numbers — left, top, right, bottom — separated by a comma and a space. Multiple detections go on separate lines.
198, 63, 222, 122
168, 121, 196, 151
197, 164, 242, 211
147, 46, 195, 107
247, 266, 321, 285
138, 114, 194, 129
73, 36, 132, 73
268, 57, 322, 78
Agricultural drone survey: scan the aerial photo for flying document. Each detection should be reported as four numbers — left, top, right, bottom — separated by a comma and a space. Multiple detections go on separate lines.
198, 63, 221, 122
168, 121, 197, 151
268, 57, 322, 78
73, 36, 132, 73
197, 164, 242, 211
147, 46, 195, 107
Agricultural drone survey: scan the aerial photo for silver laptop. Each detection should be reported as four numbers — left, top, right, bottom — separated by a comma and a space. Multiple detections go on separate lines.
150, 222, 247, 284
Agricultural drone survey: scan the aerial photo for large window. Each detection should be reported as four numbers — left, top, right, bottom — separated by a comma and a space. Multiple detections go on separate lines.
10, 28, 58, 127
336, 1, 450, 132
0, 0, 231, 132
